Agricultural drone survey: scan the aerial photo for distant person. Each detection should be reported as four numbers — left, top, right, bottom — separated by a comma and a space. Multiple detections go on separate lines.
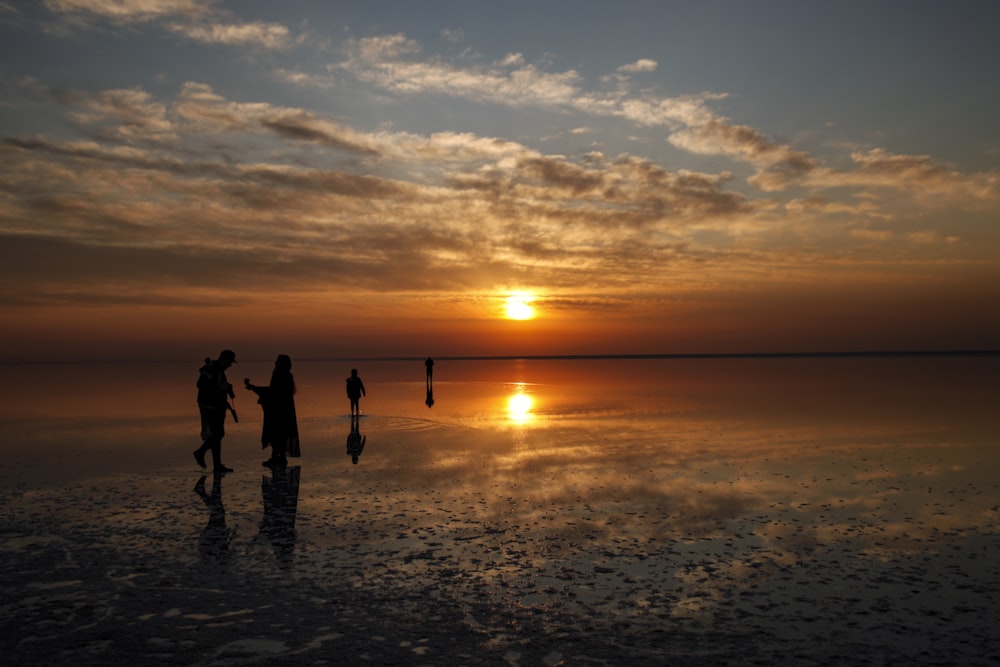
425, 357, 434, 386
245, 354, 300, 468
346, 368, 366, 416
347, 415, 366, 464
194, 349, 237, 474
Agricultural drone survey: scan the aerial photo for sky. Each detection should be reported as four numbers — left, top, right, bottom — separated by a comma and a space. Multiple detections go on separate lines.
1, 0, 999, 361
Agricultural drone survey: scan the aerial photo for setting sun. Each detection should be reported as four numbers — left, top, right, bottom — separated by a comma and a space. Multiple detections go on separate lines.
504, 292, 536, 320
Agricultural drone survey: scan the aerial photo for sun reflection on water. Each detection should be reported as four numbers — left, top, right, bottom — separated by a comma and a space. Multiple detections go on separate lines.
506, 386, 534, 425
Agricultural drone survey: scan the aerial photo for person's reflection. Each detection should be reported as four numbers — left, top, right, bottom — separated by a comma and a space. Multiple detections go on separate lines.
425, 385, 435, 408
347, 414, 366, 464
260, 465, 300, 569
194, 474, 233, 566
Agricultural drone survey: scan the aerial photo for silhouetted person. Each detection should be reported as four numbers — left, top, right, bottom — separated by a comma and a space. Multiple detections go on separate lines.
425, 386, 435, 408
347, 415, 366, 464
194, 349, 237, 473
194, 474, 233, 565
260, 465, 300, 568
245, 354, 300, 468
425, 357, 434, 387
346, 368, 366, 416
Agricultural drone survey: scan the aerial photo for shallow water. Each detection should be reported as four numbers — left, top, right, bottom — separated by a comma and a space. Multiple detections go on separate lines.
1, 356, 998, 664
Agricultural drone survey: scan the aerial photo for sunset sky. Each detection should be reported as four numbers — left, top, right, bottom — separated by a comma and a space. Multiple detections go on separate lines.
1, 1, 999, 361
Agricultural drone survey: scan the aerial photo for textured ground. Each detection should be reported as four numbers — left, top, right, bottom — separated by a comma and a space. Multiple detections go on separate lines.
2, 411, 999, 666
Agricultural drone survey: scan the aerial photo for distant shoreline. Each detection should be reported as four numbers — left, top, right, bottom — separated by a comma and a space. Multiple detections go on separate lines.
8, 349, 997, 365
344, 349, 1000, 362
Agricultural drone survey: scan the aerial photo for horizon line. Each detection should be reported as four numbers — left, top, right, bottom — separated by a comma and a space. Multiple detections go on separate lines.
334, 349, 1000, 362
5, 349, 997, 365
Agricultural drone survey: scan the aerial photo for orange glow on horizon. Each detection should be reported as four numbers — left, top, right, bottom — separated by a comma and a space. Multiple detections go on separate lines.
504, 292, 537, 320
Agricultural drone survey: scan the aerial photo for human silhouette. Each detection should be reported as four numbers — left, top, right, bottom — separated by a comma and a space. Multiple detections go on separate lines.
346, 368, 366, 416
194, 474, 233, 565
346, 415, 366, 464
425, 357, 434, 387
425, 385, 435, 408
260, 465, 300, 568
193, 349, 237, 473
245, 354, 300, 468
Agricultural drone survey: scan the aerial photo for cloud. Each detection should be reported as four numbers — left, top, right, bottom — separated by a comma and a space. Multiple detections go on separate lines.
166, 20, 293, 49
336, 32, 997, 208
44, 0, 295, 50
44, 0, 209, 24
343, 34, 583, 107
0, 84, 761, 306
670, 118, 816, 188
793, 149, 1000, 204
785, 197, 890, 220
3, 74, 995, 322
171, 82, 378, 153
339, 33, 806, 177
273, 68, 335, 90
68, 87, 177, 143
618, 58, 658, 73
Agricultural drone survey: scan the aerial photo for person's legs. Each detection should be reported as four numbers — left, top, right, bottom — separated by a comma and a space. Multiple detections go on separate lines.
264, 439, 287, 467
194, 408, 215, 467
205, 412, 231, 472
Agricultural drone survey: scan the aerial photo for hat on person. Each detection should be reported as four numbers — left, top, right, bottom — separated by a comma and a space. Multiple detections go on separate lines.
219, 349, 237, 364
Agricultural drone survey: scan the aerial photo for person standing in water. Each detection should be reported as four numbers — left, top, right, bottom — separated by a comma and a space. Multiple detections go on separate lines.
346, 368, 366, 417
245, 354, 300, 468
194, 349, 238, 474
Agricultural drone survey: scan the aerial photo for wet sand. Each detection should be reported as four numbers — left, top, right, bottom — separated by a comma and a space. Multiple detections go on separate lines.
1, 358, 998, 665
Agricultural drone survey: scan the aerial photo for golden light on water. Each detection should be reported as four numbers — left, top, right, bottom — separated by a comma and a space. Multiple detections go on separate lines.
504, 292, 536, 320
507, 388, 534, 424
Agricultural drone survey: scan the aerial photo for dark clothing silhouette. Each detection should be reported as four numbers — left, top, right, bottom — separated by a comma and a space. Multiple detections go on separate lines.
425, 357, 434, 383
346, 368, 366, 416
194, 350, 237, 473
245, 355, 300, 468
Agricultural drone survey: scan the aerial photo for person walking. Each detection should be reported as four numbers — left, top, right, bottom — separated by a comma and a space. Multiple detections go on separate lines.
346, 368, 366, 417
245, 354, 300, 468
194, 349, 238, 474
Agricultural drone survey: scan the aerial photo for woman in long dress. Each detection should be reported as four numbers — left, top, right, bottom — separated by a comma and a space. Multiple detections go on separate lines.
244, 354, 300, 467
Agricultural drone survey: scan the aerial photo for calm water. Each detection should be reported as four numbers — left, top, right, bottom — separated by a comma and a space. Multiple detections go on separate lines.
0, 355, 994, 482
1, 356, 998, 663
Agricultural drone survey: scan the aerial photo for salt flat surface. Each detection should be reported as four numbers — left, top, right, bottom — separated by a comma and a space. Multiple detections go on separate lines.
1, 357, 997, 665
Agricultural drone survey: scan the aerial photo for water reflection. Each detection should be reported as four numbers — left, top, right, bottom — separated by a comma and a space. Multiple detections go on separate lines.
193, 474, 233, 566
506, 385, 535, 425
1, 357, 996, 664
260, 465, 300, 569
347, 414, 367, 464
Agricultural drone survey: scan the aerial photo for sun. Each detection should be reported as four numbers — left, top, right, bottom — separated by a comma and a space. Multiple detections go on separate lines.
504, 292, 536, 320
